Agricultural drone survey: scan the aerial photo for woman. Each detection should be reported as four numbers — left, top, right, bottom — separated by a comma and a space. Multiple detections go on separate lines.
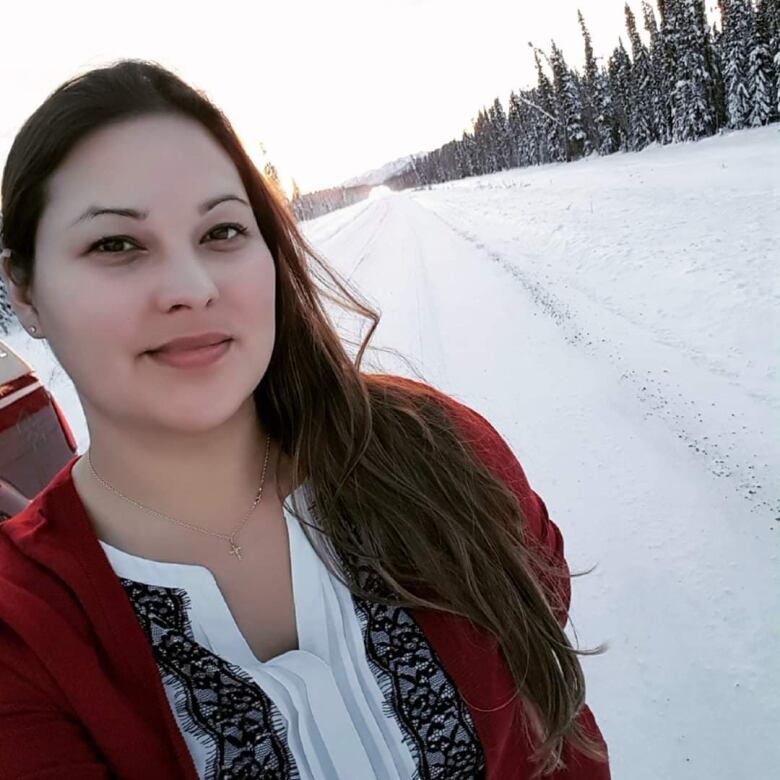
0, 60, 610, 779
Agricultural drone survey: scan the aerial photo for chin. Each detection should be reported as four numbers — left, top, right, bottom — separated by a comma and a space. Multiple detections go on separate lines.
149, 390, 251, 432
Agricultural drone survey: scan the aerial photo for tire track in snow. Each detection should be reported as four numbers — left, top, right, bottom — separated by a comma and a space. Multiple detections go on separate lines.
344, 200, 390, 279
406, 206, 449, 386
419, 204, 778, 522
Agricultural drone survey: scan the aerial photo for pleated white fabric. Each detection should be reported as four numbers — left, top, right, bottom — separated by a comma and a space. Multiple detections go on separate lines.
98, 485, 418, 780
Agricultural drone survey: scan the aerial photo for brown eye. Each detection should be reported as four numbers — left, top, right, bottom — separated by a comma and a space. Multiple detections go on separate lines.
89, 235, 137, 255
206, 223, 249, 242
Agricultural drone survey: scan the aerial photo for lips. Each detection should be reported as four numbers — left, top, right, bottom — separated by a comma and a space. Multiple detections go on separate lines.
147, 333, 232, 354
153, 339, 231, 355
147, 338, 233, 368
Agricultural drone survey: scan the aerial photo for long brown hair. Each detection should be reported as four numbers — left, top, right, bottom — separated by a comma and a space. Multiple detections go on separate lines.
0, 59, 607, 775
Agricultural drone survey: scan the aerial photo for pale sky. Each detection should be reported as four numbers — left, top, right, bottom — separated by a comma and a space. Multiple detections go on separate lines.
1, 0, 672, 194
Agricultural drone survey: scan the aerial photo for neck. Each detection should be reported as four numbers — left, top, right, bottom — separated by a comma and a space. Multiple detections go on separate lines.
73, 398, 293, 540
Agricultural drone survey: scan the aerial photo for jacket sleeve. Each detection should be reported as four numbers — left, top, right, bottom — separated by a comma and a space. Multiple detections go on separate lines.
438, 393, 572, 627
0, 630, 110, 779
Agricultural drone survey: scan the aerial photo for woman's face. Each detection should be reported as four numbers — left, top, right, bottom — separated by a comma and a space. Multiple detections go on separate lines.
18, 113, 276, 437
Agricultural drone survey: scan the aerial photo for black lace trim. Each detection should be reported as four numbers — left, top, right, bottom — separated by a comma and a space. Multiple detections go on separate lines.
350, 564, 486, 779
119, 578, 299, 780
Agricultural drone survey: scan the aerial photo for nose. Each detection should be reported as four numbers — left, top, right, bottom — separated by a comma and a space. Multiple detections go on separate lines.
152, 254, 221, 311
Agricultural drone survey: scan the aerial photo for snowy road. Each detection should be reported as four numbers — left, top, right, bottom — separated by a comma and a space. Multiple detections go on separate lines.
304, 130, 779, 779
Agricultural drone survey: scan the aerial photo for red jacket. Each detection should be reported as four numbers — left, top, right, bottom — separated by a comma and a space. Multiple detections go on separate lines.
0, 378, 609, 779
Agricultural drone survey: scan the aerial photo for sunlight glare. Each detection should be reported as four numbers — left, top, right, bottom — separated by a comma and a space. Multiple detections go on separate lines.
369, 186, 391, 200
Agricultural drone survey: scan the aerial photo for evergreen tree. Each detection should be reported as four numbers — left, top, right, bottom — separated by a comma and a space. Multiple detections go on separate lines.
625, 3, 656, 148
489, 97, 513, 169
595, 67, 620, 154
719, 0, 753, 127
516, 87, 550, 165
709, 14, 730, 128
757, 0, 780, 114
646, 0, 675, 142
472, 109, 492, 174
506, 90, 526, 167
761, 0, 780, 50
670, 0, 718, 141
577, 9, 600, 155
483, 104, 500, 172
702, 1, 723, 126
760, 0, 780, 114
550, 40, 587, 160
534, 50, 565, 162
461, 128, 480, 176
608, 39, 633, 150
455, 131, 474, 177
754, 0, 780, 120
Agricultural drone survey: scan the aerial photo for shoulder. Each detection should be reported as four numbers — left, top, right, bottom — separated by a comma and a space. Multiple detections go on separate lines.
364, 372, 506, 441
365, 372, 570, 622
364, 373, 540, 526
0, 482, 55, 565
0, 500, 42, 566
0, 474, 83, 624
0, 502, 57, 639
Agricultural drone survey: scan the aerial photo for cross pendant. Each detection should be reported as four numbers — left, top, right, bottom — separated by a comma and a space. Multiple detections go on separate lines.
229, 541, 243, 560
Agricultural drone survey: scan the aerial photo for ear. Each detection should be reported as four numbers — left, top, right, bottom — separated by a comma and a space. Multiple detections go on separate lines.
1, 254, 39, 327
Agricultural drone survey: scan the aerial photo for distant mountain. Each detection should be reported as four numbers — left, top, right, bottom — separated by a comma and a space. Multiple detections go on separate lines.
337, 151, 427, 188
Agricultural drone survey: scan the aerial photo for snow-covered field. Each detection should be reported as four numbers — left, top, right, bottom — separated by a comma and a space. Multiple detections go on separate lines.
5, 123, 778, 779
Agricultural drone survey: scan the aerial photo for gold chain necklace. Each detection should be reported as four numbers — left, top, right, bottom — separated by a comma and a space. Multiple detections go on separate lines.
86, 432, 271, 561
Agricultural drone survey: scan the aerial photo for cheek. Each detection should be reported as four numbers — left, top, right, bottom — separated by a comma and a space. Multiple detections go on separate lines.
229, 251, 276, 328
39, 268, 140, 364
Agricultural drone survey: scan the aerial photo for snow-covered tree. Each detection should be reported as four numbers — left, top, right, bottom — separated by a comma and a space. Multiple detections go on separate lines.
577, 10, 600, 155
608, 39, 633, 150
625, 3, 656, 148
595, 68, 620, 154
748, 2, 776, 124
709, 15, 730, 128
550, 40, 587, 160
754, 0, 780, 120
644, 0, 674, 142
534, 51, 565, 162
472, 108, 494, 174
670, 0, 718, 141
718, 0, 754, 127
454, 131, 473, 177
758, 0, 780, 115
488, 97, 513, 169
468, 128, 483, 177
507, 89, 533, 167
518, 86, 553, 165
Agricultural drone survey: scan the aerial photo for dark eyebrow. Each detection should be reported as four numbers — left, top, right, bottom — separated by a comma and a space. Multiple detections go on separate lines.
69, 194, 250, 227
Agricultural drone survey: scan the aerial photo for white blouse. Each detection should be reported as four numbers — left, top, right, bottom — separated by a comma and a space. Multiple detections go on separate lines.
98, 484, 420, 780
